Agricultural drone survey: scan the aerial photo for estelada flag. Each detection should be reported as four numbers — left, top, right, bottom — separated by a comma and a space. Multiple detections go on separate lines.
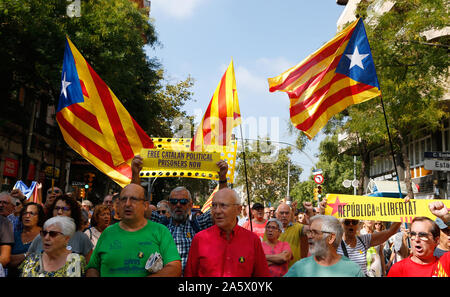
201, 184, 219, 213
56, 37, 154, 187
13, 180, 41, 204
268, 18, 381, 139
190, 60, 241, 152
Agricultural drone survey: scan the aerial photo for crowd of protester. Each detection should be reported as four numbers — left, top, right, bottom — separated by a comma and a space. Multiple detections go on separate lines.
0, 157, 449, 277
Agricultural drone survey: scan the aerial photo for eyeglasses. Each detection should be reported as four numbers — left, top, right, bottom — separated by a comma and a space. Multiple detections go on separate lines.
118, 196, 145, 204
211, 202, 239, 210
158, 210, 167, 215
54, 206, 70, 212
40, 230, 64, 238
265, 225, 280, 231
305, 229, 333, 237
23, 211, 38, 217
277, 211, 290, 216
409, 231, 432, 241
344, 220, 359, 226
169, 198, 189, 205
47, 189, 61, 194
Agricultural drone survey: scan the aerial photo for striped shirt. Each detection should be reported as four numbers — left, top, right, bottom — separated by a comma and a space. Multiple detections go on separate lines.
337, 234, 372, 274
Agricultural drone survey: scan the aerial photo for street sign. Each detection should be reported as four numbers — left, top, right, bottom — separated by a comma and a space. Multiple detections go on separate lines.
342, 179, 352, 188
312, 169, 323, 175
424, 151, 450, 159
424, 159, 450, 171
314, 174, 324, 184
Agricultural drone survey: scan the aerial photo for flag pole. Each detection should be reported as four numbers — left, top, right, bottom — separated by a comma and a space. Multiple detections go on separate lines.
239, 125, 253, 232
379, 93, 410, 248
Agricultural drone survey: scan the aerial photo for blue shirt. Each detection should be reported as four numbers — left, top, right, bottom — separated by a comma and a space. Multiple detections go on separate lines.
151, 210, 213, 273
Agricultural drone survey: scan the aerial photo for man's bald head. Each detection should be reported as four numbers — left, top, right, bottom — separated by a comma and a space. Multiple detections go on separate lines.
276, 203, 292, 227
121, 183, 146, 199
213, 188, 240, 205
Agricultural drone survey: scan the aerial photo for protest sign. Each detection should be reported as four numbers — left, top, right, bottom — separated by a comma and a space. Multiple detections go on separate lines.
325, 194, 450, 223
138, 138, 238, 183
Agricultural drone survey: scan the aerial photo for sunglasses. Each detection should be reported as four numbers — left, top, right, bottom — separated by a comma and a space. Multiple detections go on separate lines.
47, 189, 61, 194
40, 230, 64, 238
169, 198, 189, 205
344, 220, 359, 226
157, 210, 167, 215
409, 231, 432, 241
54, 206, 70, 212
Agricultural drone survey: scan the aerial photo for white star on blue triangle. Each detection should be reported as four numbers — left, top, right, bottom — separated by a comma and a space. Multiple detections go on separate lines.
335, 19, 380, 89
60, 72, 72, 98
57, 39, 84, 113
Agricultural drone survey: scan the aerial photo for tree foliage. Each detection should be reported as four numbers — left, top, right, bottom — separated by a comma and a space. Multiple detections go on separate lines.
0, 0, 194, 136
234, 139, 302, 206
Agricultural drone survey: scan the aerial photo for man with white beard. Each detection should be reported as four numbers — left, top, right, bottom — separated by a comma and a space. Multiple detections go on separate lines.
284, 215, 365, 277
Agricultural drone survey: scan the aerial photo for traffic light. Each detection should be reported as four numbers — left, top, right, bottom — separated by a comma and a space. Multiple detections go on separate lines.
317, 185, 322, 199
313, 187, 318, 201
80, 188, 85, 199
84, 172, 95, 192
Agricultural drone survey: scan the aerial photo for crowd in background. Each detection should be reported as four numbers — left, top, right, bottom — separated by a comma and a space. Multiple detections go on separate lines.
0, 170, 449, 277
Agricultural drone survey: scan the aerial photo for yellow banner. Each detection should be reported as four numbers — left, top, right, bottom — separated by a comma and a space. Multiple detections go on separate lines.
324, 194, 450, 223
141, 148, 220, 171
139, 138, 238, 183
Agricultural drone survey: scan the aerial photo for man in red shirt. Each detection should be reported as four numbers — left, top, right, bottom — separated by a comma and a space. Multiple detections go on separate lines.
388, 216, 440, 277
242, 203, 267, 240
184, 188, 270, 277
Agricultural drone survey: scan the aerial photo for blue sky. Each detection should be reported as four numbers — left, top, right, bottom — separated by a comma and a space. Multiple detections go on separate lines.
145, 0, 346, 181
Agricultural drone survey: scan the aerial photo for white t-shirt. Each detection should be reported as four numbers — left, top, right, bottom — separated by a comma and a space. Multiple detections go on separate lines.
337, 233, 372, 274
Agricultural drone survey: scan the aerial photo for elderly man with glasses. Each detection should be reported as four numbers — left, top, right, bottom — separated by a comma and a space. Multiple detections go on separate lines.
130, 155, 229, 274
184, 188, 270, 277
86, 183, 181, 277
0, 192, 14, 274
285, 215, 365, 277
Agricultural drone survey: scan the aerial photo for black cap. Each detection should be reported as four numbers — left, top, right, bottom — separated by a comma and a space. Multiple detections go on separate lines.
252, 203, 264, 210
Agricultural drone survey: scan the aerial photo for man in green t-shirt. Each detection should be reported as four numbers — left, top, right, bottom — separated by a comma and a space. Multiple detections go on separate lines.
86, 184, 181, 277
284, 215, 365, 277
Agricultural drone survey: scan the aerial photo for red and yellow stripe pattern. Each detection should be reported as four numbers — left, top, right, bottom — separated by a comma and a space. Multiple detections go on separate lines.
190, 60, 241, 152
201, 185, 219, 213
56, 38, 154, 187
268, 19, 381, 139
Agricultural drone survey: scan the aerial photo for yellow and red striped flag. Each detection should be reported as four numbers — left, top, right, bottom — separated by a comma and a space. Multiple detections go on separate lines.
56, 37, 154, 187
268, 18, 381, 139
190, 60, 241, 152
201, 185, 219, 213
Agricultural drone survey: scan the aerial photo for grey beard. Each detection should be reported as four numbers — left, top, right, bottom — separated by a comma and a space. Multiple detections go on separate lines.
310, 237, 329, 258
171, 210, 188, 223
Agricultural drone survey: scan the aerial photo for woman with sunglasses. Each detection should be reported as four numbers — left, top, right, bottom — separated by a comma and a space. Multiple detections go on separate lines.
84, 205, 111, 249
26, 195, 93, 263
7, 203, 45, 277
20, 216, 86, 277
337, 219, 401, 276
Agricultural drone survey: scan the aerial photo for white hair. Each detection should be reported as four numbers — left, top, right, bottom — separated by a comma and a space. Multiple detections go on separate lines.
170, 186, 192, 200
310, 215, 343, 249
43, 216, 76, 238
266, 218, 284, 232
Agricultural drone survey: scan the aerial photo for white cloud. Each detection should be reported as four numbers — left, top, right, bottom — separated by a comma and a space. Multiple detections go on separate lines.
151, 0, 205, 19
235, 66, 267, 95
255, 57, 296, 77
